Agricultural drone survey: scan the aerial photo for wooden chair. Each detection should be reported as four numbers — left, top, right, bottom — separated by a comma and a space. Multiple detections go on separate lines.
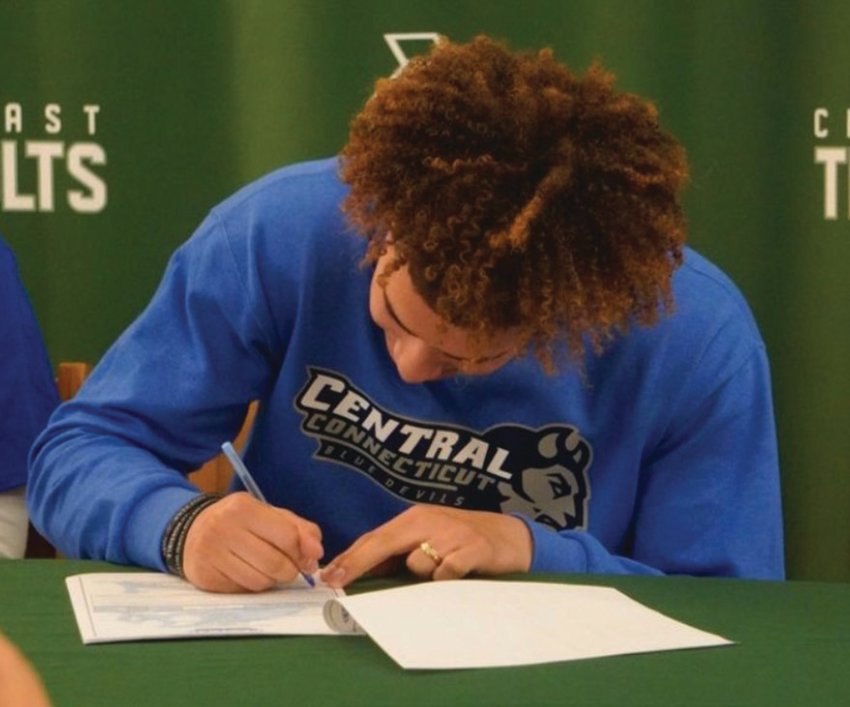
55, 361, 92, 403
24, 362, 255, 557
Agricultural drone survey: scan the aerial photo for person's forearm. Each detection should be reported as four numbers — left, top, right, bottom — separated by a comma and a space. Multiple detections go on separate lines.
0, 487, 28, 559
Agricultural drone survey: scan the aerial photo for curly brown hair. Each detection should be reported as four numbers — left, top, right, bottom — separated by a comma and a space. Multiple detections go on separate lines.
340, 35, 688, 369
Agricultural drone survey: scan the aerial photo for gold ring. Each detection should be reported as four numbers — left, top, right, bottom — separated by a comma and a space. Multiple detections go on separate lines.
419, 541, 442, 564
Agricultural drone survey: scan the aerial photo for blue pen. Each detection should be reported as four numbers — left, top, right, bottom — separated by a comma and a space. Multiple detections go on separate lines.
220, 441, 316, 587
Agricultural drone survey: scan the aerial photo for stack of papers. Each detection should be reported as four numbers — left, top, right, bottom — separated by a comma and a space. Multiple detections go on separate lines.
65, 572, 343, 640
66, 573, 732, 670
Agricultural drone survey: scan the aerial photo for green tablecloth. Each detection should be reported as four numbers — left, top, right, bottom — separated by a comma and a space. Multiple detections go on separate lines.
2, 560, 849, 706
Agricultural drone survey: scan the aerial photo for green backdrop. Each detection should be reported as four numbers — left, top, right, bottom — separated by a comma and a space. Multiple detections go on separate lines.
2, 0, 848, 581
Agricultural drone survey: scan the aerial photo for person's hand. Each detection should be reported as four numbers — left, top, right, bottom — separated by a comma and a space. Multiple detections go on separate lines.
0, 633, 52, 707
320, 505, 532, 587
182, 492, 323, 593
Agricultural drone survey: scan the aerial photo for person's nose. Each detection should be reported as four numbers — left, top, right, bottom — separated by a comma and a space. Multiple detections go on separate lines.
390, 337, 444, 384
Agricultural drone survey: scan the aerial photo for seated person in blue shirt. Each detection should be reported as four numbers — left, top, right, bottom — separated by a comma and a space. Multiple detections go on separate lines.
29, 36, 784, 590
0, 235, 58, 559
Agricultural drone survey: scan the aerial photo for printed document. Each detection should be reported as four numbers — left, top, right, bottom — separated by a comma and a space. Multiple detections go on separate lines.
66, 572, 344, 642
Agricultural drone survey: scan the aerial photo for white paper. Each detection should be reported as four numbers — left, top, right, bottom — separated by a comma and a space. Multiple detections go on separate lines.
65, 572, 345, 644
334, 580, 733, 670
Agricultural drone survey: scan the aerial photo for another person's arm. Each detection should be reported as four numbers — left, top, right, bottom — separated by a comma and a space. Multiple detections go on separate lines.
0, 632, 52, 707
0, 237, 58, 558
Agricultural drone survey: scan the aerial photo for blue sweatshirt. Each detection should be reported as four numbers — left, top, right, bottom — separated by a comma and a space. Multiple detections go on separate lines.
28, 158, 784, 579
1, 234, 58, 493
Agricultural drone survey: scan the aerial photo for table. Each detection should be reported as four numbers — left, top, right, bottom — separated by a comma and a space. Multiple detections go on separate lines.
2, 560, 849, 706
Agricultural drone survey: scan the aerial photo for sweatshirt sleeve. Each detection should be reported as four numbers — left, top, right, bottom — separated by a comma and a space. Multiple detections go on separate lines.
520, 334, 785, 580
27, 211, 287, 570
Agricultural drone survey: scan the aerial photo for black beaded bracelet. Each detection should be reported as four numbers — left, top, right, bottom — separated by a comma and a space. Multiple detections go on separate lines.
161, 493, 221, 578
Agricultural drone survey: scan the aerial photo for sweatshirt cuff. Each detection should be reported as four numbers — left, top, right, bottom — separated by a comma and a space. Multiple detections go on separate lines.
123, 484, 201, 571
512, 513, 589, 573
